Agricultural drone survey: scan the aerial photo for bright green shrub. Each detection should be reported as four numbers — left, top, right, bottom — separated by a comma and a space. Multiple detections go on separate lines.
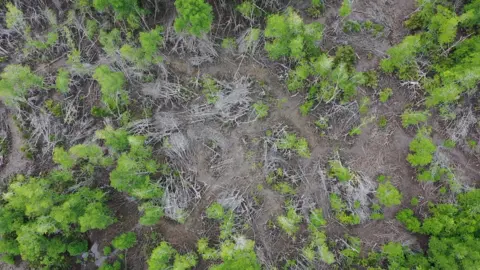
53, 147, 76, 169
5, 3, 25, 30
339, 0, 352, 17
67, 240, 88, 256
0, 65, 43, 105
120, 26, 164, 68
396, 209, 421, 233
206, 202, 225, 220
112, 232, 136, 250
204, 236, 261, 269
277, 204, 302, 237
253, 101, 269, 119
329, 193, 360, 225
55, 68, 70, 94
303, 229, 335, 264
376, 181, 402, 207
380, 35, 421, 80
93, 0, 141, 19
174, 0, 213, 36
201, 75, 220, 104
328, 160, 352, 182
99, 29, 121, 56
93, 65, 128, 111
401, 109, 430, 127
96, 125, 130, 152
379, 88, 392, 102
277, 132, 311, 158
103, 246, 112, 256
139, 202, 164, 226
236, 1, 260, 20
407, 127, 436, 167
309, 208, 326, 229
264, 7, 323, 60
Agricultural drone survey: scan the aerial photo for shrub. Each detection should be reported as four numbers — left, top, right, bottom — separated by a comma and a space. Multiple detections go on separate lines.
201, 75, 220, 104
206, 202, 225, 220
120, 26, 164, 68
67, 240, 88, 256
264, 8, 323, 60
339, 0, 352, 17
376, 181, 402, 207
139, 202, 164, 226
112, 232, 137, 251
380, 35, 421, 80
328, 160, 352, 182
277, 132, 311, 158
253, 101, 269, 119
96, 126, 130, 152
55, 68, 70, 94
277, 204, 302, 237
0, 65, 43, 105
309, 208, 326, 229
103, 246, 112, 256
407, 127, 436, 167
174, 0, 213, 36
93, 0, 141, 19
401, 109, 430, 127
236, 1, 260, 20
379, 88, 392, 102
93, 65, 128, 111
396, 209, 421, 233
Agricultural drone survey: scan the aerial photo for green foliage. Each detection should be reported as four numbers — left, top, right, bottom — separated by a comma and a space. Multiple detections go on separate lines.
379, 87, 392, 103
99, 29, 121, 56
0, 172, 115, 267
334, 45, 356, 70
103, 246, 112, 256
206, 202, 225, 220
96, 125, 130, 152
377, 115, 388, 128
67, 240, 88, 256
253, 101, 269, 119
112, 232, 137, 251
109, 136, 164, 199
148, 241, 197, 270
55, 68, 70, 94
410, 197, 419, 206
288, 53, 365, 104
401, 109, 430, 127
343, 20, 362, 33
329, 193, 360, 225
303, 229, 335, 264
174, 0, 213, 36
5, 3, 25, 30
277, 203, 302, 237
443, 139, 456, 148
309, 208, 326, 229
396, 209, 421, 233
120, 26, 164, 68
380, 35, 421, 80
328, 160, 352, 182
339, 0, 352, 17
407, 127, 436, 167
53, 147, 76, 169
86, 19, 99, 39
201, 75, 220, 104
93, 65, 128, 111
264, 7, 323, 60
221, 38, 236, 50
236, 1, 260, 20
93, 0, 141, 19
277, 132, 311, 158
376, 181, 402, 207
359, 96, 370, 115
202, 236, 261, 270
139, 202, 164, 226
0, 64, 43, 105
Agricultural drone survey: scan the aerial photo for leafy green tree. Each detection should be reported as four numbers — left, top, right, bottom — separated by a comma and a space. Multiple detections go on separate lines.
96, 125, 130, 152
53, 147, 76, 169
93, 0, 141, 19
401, 109, 430, 127
93, 65, 129, 111
328, 160, 352, 182
78, 202, 116, 232
67, 240, 88, 256
407, 127, 436, 167
174, 0, 213, 36
120, 26, 164, 68
206, 202, 225, 220
55, 68, 70, 94
380, 35, 421, 80
112, 232, 137, 250
264, 7, 323, 60
376, 181, 402, 207
277, 203, 302, 237
0, 65, 43, 105
139, 202, 164, 226
148, 241, 198, 270
396, 209, 421, 233
339, 0, 352, 17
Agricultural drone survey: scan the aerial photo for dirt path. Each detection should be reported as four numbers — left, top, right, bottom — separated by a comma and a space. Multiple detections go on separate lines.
0, 113, 30, 185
